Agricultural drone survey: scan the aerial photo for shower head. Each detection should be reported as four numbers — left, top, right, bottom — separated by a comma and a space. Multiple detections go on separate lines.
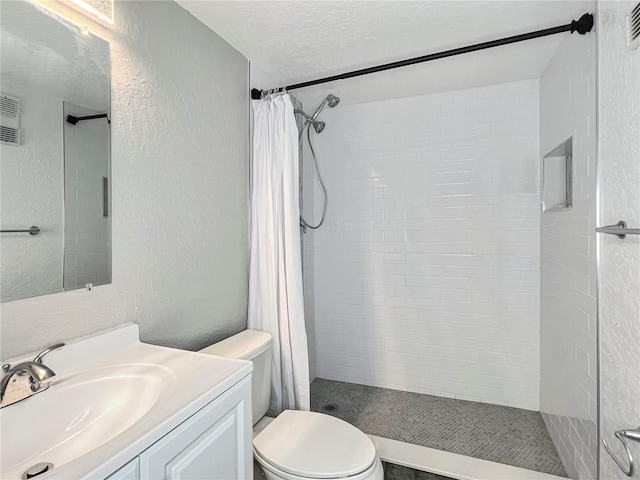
311, 94, 341, 121
326, 94, 340, 108
295, 95, 339, 135
294, 109, 326, 134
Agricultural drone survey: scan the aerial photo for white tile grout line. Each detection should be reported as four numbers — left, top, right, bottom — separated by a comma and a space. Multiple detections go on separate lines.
369, 435, 567, 480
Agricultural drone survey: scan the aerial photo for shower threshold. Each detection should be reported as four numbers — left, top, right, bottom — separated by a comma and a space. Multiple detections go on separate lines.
311, 378, 567, 479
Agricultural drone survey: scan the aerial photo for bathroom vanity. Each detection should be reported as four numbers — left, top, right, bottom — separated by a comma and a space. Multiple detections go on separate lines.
0, 325, 253, 480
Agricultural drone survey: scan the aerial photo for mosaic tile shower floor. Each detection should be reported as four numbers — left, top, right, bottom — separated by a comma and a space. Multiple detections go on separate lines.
310, 378, 567, 477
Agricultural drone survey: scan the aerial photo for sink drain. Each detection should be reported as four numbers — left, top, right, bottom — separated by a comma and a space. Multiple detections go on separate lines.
323, 403, 337, 412
22, 462, 53, 479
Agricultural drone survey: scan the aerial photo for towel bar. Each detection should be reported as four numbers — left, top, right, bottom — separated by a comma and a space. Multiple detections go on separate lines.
603, 427, 640, 476
596, 221, 640, 239
0, 226, 40, 236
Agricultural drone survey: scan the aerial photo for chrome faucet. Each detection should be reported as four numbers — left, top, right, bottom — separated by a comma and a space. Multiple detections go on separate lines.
0, 343, 64, 408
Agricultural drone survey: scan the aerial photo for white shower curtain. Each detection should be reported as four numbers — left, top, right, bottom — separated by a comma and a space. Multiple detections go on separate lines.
249, 93, 310, 413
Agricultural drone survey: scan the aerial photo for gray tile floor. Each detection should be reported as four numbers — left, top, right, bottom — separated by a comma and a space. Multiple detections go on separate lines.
311, 378, 567, 477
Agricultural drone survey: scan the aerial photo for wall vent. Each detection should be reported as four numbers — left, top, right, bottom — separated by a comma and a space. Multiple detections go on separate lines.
0, 126, 20, 145
0, 94, 20, 146
630, 2, 640, 49
1, 95, 20, 117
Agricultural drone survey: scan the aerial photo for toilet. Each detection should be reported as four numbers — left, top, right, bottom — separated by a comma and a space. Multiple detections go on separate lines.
200, 330, 384, 480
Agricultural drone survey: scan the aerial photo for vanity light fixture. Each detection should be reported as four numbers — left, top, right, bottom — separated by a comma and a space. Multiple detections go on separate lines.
33, 0, 114, 27
67, 0, 113, 24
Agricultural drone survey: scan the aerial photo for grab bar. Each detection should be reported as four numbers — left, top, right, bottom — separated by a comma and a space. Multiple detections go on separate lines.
596, 220, 640, 239
0, 226, 40, 236
603, 426, 640, 476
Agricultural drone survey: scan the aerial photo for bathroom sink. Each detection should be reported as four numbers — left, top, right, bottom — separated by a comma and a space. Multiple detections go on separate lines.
0, 324, 252, 480
0, 365, 168, 478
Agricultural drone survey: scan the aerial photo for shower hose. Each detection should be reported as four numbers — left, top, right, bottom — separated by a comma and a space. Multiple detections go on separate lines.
299, 124, 327, 232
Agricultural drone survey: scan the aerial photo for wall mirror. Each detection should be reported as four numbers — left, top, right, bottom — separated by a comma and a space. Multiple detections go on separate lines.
1, 0, 111, 302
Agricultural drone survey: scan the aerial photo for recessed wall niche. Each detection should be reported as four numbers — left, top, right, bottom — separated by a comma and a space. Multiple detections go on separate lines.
542, 137, 573, 212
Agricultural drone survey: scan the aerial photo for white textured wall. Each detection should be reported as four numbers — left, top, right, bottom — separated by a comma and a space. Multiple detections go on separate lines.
1, 0, 249, 360
312, 80, 541, 409
63, 102, 111, 290
597, 2, 640, 479
0, 84, 64, 302
539, 7, 598, 478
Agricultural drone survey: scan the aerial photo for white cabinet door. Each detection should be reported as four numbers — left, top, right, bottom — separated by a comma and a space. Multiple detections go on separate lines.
139, 377, 252, 480
105, 458, 139, 480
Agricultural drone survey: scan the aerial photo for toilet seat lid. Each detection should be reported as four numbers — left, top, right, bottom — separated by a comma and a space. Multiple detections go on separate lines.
253, 410, 376, 479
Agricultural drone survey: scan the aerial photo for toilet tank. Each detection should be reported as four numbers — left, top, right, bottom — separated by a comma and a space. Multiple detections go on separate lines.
199, 329, 272, 425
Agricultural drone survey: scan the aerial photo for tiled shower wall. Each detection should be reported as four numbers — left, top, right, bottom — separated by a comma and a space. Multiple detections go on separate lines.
311, 80, 541, 410
63, 102, 111, 290
539, 5, 598, 478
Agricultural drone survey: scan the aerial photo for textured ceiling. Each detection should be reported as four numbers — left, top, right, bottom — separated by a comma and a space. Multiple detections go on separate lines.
1, 0, 110, 111
177, 0, 593, 106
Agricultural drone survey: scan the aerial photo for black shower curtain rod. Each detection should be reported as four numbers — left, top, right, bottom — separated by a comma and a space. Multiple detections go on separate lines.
251, 12, 594, 100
